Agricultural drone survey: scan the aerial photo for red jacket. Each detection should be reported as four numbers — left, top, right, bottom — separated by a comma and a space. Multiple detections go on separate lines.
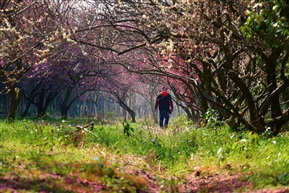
155, 91, 173, 111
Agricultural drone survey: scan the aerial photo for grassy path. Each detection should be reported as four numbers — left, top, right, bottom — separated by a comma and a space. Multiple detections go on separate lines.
1, 119, 289, 192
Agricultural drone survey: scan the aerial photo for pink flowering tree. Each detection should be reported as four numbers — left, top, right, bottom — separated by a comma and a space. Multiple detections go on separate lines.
106, 0, 289, 134
98, 51, 145, 122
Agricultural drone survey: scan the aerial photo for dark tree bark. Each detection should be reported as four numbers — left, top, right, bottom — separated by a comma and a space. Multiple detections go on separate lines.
7, 88, 22, 122
116, 95, 136, 123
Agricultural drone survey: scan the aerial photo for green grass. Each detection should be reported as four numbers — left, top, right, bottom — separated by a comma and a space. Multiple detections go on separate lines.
1, 116, 289, 192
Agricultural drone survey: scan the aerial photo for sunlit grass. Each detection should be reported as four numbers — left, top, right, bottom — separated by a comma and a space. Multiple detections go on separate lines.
1, 117, 289, 192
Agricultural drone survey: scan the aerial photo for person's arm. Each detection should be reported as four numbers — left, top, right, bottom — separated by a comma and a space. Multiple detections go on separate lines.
169, 95, 173, 111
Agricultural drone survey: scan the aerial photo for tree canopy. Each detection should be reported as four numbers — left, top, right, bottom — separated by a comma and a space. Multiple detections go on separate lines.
1, 0, 289, 134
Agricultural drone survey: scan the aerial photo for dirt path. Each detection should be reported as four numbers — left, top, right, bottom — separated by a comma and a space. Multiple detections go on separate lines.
124, 165, 289, 193
1, 169, 289, 192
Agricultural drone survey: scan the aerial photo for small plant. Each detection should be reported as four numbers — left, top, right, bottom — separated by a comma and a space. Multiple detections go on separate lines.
203, 108, 227, 129
122, 120, 134, 137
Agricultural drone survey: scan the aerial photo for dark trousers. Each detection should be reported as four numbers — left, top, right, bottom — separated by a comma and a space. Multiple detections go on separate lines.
159, 110, 170, 128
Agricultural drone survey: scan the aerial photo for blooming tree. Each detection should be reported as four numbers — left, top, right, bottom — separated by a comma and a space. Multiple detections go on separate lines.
0, 0, 76, 121
93, 0, 289, 134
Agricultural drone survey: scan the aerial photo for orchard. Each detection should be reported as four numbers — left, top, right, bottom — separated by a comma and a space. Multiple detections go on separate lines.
2, 1, 289, 192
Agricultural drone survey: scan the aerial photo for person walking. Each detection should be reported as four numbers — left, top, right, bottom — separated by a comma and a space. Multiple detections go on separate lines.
155, 86, 174, 128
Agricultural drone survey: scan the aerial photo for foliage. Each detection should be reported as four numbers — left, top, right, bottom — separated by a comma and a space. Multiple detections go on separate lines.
242, 0, 289, 47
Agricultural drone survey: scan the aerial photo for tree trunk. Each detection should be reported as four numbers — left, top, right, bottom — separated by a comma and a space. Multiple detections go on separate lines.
60, 88, 73, 120
93, 92, 99, 118
7, 88, 22, 122
127, 108, 136, 122
21, 100, 32, 118
118, 98, 136, 122
150, 96, 158, 124
60, 105, 69, 120
266, 54, 283, 135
